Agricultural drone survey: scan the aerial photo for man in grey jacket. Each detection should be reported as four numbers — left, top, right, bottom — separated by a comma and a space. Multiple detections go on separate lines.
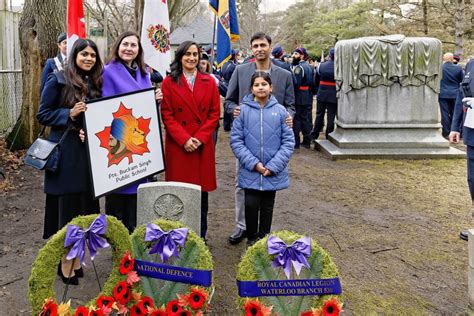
225, 32, 295, 245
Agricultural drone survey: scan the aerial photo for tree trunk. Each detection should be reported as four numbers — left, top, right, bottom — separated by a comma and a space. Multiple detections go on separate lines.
422, 0, 429, 35
8, 0, 66, 149
134, 0, 144, 34
454, 0, 464, 55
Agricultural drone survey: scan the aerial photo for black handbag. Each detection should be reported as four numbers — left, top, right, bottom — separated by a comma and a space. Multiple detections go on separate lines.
24, 126, 70, 172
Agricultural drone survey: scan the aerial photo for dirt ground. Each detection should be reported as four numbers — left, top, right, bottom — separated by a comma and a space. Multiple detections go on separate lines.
0, 128, 472, 315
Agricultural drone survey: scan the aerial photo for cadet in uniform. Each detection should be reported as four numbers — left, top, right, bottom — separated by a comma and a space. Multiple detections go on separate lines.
291, 47, 314, 148
312, 48, 337, 140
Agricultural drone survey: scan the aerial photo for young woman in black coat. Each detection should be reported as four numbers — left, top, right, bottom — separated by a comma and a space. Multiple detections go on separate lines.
37, 39, 103, 240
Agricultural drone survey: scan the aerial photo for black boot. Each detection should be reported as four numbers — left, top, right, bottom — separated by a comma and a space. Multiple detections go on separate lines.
57, 263, 79, 285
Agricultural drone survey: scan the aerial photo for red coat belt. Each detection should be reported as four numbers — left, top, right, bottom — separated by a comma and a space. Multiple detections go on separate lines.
320, 80, 336, 86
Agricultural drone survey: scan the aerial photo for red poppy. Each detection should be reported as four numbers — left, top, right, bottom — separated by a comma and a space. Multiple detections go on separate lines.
301, 311, 314, 316
130, 303, 147, 316
179, 311, 192, 316
40, 299, 58, 316
244, 300, 263, 316
74, 306, 88, 316
138, 296, 154, 310
119, 251, 135, 275
188, 288, 207, 310
89, 310, 104, 316
113, 281, 131, 304
166, 299, 183, 316
149, 308, 166, 316
96, 295, 115, 309
322, 298, 342, 316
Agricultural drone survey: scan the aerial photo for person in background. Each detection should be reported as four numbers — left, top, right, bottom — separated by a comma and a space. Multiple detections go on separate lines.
101, 30, 162, 233
291, 47, 314, 149
449, 57, 474, 240
161, 41, 220, 240
37, 38, 103, 284
312, 47, 337, 141
221, 50, 239, 131
439, 52, 464, 139
271, 45, 291, 72
453, 54, 461, 65
40, 32, 67, 92
199, 53, 222, 145
230, 71, 294, 246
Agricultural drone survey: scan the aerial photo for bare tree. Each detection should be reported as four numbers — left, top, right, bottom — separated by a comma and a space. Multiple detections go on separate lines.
134, 0, 200, 33
9, 0, 66, 149
236, 0, 263, 49
85, 0, 134, 43
454, 0, 464, 54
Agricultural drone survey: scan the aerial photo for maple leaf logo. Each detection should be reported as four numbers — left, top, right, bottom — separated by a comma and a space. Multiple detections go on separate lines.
96, 102, 151, 166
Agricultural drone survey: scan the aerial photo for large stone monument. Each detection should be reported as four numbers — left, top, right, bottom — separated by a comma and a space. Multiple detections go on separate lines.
137, 181, 202, 235
315, 35, 465, 159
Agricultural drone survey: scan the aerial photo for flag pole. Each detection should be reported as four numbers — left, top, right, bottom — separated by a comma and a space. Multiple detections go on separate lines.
210, 13, 217, 67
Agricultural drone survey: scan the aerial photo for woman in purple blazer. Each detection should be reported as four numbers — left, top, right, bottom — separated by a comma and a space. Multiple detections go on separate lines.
102, 31, 162, 232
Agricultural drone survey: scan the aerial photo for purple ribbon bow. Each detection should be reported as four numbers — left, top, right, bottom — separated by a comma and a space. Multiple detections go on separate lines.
268, 235, 311, 279
145, 223, 189, 263
64, 214, 110, 265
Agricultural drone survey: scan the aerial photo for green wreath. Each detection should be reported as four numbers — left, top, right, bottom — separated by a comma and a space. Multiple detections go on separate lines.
28, 214, 132, 315
130, 219, 214, 308
237, 230, 343, 315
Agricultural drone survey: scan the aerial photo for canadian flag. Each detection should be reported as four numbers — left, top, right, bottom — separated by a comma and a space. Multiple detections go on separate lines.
67, 0, 87, 57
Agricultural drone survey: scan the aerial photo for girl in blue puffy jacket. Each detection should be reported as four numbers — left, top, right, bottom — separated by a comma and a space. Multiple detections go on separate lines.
230, 71, 295, 246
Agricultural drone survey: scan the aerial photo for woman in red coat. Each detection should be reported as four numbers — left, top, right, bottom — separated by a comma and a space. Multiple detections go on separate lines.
161, 41, 220, 239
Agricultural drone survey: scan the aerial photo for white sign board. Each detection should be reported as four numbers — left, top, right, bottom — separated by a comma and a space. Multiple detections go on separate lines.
84, 88, 165, 197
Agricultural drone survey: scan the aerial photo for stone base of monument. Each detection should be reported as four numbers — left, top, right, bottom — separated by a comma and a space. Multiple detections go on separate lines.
315, 123, 465, 159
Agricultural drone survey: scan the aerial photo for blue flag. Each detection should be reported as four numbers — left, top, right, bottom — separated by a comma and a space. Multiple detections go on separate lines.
209, 0, 240, 68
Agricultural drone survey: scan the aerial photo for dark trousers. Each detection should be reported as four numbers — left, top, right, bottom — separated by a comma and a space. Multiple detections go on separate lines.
312, 101, 337, 139
467, 146, 474, 202
439, 98, 456, 138
244, 189, 276, 241
201, 192, 208, 239
105, 194, 137, 233
43, 191, 99, 239
293, 103, 313, 146
223, 112, 233, 131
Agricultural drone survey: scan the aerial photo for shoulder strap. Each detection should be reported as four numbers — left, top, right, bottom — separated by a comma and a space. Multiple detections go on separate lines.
53, 57, 63, 72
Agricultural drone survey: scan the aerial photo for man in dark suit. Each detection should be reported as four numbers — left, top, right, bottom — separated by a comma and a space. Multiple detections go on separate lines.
312, 48, 337, 140
449, 58, 474, 240
440, 53, 464, 138
225, 32, 295, 245
40, 32, 67, 92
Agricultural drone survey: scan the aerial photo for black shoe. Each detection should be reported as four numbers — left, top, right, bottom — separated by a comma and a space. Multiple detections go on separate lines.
247, 238, 258, 247
301, 144, 310, 149
228, 228, 246, 245
460, 230, 469, 241
57, 263, 79, 285
75, 267, 84, 278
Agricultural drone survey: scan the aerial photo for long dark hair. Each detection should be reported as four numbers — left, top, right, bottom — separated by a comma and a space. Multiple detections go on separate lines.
169, 41, 201, 83
107, 31, 146, 75
63, 39, 103, 107
250, 71, 272, 90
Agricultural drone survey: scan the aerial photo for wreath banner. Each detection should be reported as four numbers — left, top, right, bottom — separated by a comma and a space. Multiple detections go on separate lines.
134, 258, 212, 286
236, 231, 343, 316
238, 277, 342, 297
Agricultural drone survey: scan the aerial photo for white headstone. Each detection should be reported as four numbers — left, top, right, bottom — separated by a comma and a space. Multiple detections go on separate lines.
137, 181, 202, 235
